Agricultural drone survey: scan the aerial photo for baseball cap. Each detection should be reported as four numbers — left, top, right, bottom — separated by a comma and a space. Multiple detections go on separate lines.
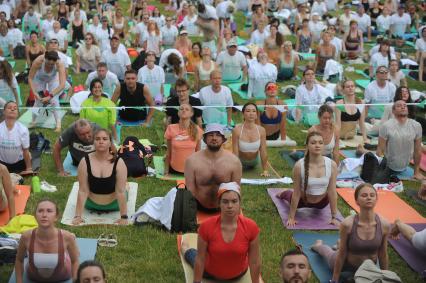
226, 39, 237, 48
179, 29, 188, 35
217, 182, 241, 199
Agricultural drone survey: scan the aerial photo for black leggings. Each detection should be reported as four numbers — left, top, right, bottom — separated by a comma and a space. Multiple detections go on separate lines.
0, 159, 26, 173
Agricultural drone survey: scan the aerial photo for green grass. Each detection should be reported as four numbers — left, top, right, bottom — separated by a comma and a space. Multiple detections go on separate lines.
1, 1, 426, 283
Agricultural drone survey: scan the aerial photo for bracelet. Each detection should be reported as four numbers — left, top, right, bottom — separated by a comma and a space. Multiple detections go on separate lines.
121, 214, 128, 219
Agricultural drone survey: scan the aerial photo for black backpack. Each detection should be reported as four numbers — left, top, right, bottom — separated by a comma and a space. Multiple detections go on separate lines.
171, 183, 197, 233
361, 152, 390, 185
118, 136, 148, 178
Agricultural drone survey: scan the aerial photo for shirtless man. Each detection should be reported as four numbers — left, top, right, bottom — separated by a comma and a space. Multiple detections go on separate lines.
196, 3, 219, 58
185, 123, 242, 211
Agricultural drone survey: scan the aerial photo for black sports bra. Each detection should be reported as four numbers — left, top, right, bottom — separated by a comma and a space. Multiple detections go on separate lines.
85, 155, 119, 195
341, 108, 361, 122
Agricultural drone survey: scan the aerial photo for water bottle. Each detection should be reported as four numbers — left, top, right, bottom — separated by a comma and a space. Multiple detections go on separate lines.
32, 176, 41, 193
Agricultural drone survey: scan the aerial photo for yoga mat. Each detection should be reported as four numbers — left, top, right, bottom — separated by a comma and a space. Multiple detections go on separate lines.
222, 76, 243, 85
8, 237, 98, 283
394, 167, 414, 180
236, 36, 246, 46
367, 105, 385, 119
18, 109, 67, 129
164, 83, 172, 98
266, 137, 297, 147
63, 151, 78, 177
0, 185, 31, 226
355, 69, 370, 79
241, 161, 280, 179
117, 117, 146, 126
61, 182, 138, 226
177, 233, 263, 283
337, 188, 426, 223
228, 82, 248, 100
355, 79, 370, 89
293, 232, 339, 283
267, 188, 343, 230
299, 53, 316, 60
340, 149, 358, 159
405, 189, 426, 207
153, 156, 184, 181
388, 223, 426, 275
303, 112, 319, 126
279, 150, 304, 167
340, 135, 364, 148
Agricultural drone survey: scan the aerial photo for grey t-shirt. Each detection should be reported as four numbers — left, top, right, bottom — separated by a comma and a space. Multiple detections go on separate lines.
59, 122, 100, 165
379, 118, 422, 171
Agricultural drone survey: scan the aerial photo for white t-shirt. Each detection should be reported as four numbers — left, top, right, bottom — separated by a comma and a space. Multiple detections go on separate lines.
0, 121, 29, 164
160, 25, 178, 46
354, 13, 371, 33
85, 70, 120, 98
137, 65, 165, 98
7, 28, 22, 48
0, 4, 11, 20
216, 50, 247, 81
76, 44, 101, 71
199, 85, 233, 125
376, 15, 392, 33
295, 84, 327, 116
389, 70, 405, 88
0, 77, 18, 102
136, 22, 147, 45
94, 27, 114, 52
159, 49, 185, 70
69, 10, 88, 22
180, 15, 198, 36
309, 20, 326, 42
415, 38, 426, 52
390, 13, 411, 37
198, 5, 218, 20
369, 44, 396, 57
87, 24, 102, 36
0, 33, 12, 56
47, 29, 68, 50
370, 52, 396, 74
311, 1, 327, 17
142, 31, 162, 56
248, 61, 277, 99
249, 29, 270, 47
101, 49, 131, 80
41, 19, 55, 38
339, 14, 354, 34
364, 81, 396, 104
151, 15, 165, 28
325, 0, 337, 11
216, 0, 233, 18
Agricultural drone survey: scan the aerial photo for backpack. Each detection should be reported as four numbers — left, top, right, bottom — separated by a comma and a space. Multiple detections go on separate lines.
360, 152, 390, 185
170, 183, 197, 233
118, 136, 149, 178
13, 45, 26, 59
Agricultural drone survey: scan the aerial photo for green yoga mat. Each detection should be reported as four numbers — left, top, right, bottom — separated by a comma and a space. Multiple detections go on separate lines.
153, 156, 184, 181
236, 36, 246, 46
299, 53, 316, 60
368, 105, 385, 119
18, 109, 67, 129
303, 112, 319, 126
355, 79, 370, 89
8, 61, 15, 69
164, 83, 172, 98
228, 82, 248, 99
355, 69, 369, 79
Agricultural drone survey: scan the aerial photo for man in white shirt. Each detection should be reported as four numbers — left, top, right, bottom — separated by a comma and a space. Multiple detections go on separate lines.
87, 15, 102, 35
41, 9, 55, 39
390, 5, 412, 39
137, 51, 165, 104
0, 23, 12, 57
199, 70, 233, 126
364, 66, 396, 118
353, 5, 372, 40
101, 34, 131, 81
197, 3, 219, 58
22, 6, 41, 36
46, 21, 68, 53
376, 6, 392, 34
309, 13, 326, 42
160, 16, 178, 48
0, 0, 11, 20
216, 39, 247, 82
135, 12, 150, 47
85, 62, 120, 98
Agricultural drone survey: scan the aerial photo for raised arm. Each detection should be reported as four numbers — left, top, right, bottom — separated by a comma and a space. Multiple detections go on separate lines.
327, 161, 339, 225
193, 236, 207, 282
73, 158, 90, 225
248, 235, 261, 283
332, 220, 350, 281
143, 85, 155, 126
115, 158, 128, 225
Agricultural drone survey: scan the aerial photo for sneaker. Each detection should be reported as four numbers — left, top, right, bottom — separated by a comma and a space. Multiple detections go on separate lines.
0, 246, 17, 264
40, 181, 57, 192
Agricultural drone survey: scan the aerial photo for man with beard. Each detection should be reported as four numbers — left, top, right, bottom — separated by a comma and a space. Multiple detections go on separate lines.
280, 249, 311, 283
53, 119, 101, 176
185, 123, 242, 212
377, 100, 424, 180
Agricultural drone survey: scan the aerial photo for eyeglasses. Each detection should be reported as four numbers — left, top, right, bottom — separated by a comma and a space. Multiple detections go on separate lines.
85, 37, 92, 40
377, 70, 388, 74
176, 89, 188, 93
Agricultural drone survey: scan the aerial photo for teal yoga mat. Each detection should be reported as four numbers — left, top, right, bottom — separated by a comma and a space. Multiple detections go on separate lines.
293, 232, 339, 283
63, 151, 78, 177
18, 109, 67, 129
236, 36, 246, 45
355, 69, 369, 79
355, 79, 370, 89
164, 83, 172, 98
228, 82, 248, 99
153, 156, 184, 181
8, 238, 98, 283
367, 105, 384, 119
299, 53, 316, 60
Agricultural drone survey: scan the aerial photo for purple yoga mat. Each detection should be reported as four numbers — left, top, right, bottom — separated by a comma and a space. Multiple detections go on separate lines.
388, 223, 426, 275
267, 188, 344, 230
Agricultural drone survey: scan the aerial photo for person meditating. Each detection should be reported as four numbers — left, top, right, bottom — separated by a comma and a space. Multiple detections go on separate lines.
311, 183, 390, 282
164, 103, 203, 176
258, 82, 287, 141
181, 182, 261, 283
0, 164, 15, 223
15, 199, 80, 283
72, 129, 128, 225
277, 131, 339, 227
232, 103, 269, 177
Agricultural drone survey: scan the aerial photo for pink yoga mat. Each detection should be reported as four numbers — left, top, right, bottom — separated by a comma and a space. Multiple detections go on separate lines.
267, 188, 344, 230
388, 223, 426, 275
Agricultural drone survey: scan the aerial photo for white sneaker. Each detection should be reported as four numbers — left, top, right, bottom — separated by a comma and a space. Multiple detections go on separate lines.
40, 181, 57, 192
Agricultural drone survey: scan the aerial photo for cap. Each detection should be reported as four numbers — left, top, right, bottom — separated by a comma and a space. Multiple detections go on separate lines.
203, 123, 226, 139
311, 12, 319, 17
238, 45, 249, 53
344, 3, 351, 9
179, 29, 188, 35
217, 182, 241, 199
48, 37, 59, 42
226, 39, 237, 47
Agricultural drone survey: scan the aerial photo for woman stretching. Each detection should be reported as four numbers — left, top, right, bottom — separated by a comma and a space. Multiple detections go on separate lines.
277, 131, 338, 227
232, 103, 269, 177
181, 182, 261, 283
72, 129, 128, 226
15, 199, 79, 283
311, 183, 390, 282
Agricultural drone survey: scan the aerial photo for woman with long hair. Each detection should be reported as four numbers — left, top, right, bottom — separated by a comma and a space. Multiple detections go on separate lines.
315, 31, 336, 74
369, 40, 395, 78
277, 41, 299, 81
15, 199, 80, 282
343, 20, 363, 60
264, 25, 283, 65
232, 103, 269, 177
174, 29, 192, 58
181, 182, 261, 282
388, 59, 407, 87
185, 42, 202, 73
258, 82, 287, 141
72, 129, 128, 225
75, 32, 101, 73
70, 9, 85, 48
112, 8, 127, 39
0, 61, 19, 103
295, 19, 312, 53
194, 47, 217, 91
159, 49, 186, 84
312, 183, 390, 282
164, 103, 203, 176
276, 131, 338, 227
143, 20, 162, 58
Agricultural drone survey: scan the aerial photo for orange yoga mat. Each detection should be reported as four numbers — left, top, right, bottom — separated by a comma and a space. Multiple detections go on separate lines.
337, 188, 426, 223
0, 185, 31, 226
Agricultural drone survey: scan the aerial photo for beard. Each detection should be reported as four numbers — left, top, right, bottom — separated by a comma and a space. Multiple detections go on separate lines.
206, 143, 222, 152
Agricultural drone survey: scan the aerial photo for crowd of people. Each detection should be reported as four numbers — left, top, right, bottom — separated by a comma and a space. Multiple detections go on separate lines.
0, 0, 425, 281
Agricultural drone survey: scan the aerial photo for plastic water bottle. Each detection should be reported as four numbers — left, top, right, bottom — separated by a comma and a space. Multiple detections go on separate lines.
32, 176, 41, 193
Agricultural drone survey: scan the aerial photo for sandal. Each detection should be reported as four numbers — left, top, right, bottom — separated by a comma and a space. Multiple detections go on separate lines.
106, 234, 118, 247
97, 234, 108, 247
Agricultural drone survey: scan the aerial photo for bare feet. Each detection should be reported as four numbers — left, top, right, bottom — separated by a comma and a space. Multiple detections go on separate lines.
413, 172, 425, 181
311, 240, 323, 252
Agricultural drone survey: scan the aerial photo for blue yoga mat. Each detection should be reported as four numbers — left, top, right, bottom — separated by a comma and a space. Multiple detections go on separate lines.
63, 151, 78, 177
355, 79, 370, 89
293, 232, 339, 283
8, 238, 98, 283
340, 150, 357, 159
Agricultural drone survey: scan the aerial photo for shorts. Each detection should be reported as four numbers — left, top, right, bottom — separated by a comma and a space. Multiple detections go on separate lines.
85, 198, 120, 211
0, 159, 26, 174
196, 198, 220, 214
412, 229, 426, 255
266, 131, 280, 141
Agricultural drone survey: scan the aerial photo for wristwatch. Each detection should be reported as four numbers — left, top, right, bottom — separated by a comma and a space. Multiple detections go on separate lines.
121, 214, 128, 219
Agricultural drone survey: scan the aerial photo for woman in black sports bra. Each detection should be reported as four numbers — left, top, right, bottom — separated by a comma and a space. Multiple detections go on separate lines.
335, 80, 368, 143
72, 129, 128, 226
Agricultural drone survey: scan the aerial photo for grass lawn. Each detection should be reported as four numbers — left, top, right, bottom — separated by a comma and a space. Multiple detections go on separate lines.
1, 1, 426, 283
